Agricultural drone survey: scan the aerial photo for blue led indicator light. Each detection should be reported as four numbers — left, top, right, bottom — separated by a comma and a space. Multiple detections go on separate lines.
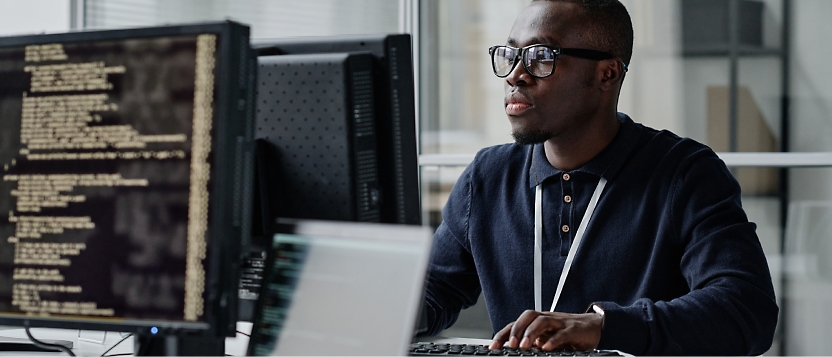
150, 326, 158, 335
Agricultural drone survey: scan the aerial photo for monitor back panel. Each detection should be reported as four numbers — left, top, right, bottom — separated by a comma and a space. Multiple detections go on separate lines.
256, 53, 381, 222
253, 34, 421, 225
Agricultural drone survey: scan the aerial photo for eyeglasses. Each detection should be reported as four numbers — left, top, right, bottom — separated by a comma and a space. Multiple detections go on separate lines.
488, 44, 626, 78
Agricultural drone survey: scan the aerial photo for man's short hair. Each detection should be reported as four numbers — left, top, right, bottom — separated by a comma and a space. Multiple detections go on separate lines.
534, 0, 634, 67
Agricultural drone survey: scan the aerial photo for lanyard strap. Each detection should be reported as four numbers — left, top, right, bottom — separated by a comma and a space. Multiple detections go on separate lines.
534, 177, 607, 312
534, 185, 543, 312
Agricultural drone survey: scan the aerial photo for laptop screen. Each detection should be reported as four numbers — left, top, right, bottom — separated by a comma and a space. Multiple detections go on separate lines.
247, 220, 432, 356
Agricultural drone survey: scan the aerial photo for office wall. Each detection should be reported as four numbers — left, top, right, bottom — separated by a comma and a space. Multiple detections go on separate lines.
0, 0, 69, 36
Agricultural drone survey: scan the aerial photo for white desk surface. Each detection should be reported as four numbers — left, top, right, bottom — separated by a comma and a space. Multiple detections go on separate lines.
0, 322, 253, 356
0, 323, 495, 356
417, 336, 494, 346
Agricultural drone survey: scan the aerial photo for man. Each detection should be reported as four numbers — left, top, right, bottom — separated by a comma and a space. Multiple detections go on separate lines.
421, 0, 778, 355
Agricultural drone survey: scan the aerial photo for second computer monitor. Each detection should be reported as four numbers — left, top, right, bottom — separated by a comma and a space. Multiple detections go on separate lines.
257, 52, 381, 222
253, 34, 421, 226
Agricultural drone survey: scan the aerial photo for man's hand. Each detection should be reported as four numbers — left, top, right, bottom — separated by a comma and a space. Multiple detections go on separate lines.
488, 310, 603, 351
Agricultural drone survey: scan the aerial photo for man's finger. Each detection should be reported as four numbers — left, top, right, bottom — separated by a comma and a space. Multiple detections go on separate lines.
510, 310, 543, 349
489, 322, 514, 350
538, 314, 602, 351
540, 329, 570, 351
522, 314, 563, 350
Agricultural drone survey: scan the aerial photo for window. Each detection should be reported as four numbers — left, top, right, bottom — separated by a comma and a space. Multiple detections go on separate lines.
81, 0, 400, 38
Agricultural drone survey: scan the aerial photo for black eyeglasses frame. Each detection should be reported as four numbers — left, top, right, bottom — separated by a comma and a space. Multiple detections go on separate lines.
488, 44, 627, 79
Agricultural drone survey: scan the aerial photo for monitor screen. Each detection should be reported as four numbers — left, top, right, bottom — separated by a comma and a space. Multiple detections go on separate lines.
0, 22, 254, 335
247, 219, 433, 356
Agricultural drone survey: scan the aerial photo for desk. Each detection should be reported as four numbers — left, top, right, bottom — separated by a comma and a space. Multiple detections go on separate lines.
0, 325, 501, 356
0, 322, 253, 356
417, 336, 494, 346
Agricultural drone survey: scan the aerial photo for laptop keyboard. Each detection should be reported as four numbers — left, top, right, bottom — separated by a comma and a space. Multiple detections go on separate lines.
410, 342, 623, 356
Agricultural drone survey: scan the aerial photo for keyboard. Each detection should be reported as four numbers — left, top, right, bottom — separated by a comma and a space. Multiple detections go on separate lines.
410, 342, 623, 356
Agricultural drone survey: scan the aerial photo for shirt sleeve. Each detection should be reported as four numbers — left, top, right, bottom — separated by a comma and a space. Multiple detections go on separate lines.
422, 163, 484, 336
594, 151, 779, 355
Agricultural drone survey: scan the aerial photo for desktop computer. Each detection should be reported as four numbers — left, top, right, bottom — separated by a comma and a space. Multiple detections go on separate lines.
0, 21, 255, 355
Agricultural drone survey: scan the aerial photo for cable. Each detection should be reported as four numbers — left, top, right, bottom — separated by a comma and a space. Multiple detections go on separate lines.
105, 353, 133, 357
236, 330, 251, 338
24, 324, 76, 356
101, 333, 133, 357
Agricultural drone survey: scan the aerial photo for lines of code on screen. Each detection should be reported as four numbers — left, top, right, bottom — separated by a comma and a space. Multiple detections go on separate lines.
0, 34, 216, 323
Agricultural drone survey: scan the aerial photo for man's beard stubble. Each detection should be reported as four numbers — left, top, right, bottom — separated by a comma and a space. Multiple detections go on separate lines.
512, 128, 552, 146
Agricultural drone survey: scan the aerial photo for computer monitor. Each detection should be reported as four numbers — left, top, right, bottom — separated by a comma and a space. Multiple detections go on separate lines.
0, 21, 255, 355
252, 34, 421, 226
256, 51, 383, 222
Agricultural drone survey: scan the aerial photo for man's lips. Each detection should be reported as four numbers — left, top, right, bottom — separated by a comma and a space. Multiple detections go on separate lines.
506, 92, 533, 115
505, 102, 532, 115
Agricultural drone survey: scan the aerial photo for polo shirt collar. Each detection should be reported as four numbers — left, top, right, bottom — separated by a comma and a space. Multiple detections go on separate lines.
528, 113, 639, 188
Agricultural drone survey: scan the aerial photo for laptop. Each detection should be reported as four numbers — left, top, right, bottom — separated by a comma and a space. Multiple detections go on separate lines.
247, 219, 433, 356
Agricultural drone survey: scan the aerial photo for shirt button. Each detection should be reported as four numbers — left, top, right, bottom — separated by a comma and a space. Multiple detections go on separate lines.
561, 225, 570, 233
564, 195, 572, 203
563, 173, 571, 181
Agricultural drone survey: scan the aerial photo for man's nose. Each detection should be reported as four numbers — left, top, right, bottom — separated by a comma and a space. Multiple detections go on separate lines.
505, 59, 532, 87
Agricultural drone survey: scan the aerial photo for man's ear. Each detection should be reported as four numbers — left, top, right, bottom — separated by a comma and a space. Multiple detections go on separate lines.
598, 60, 625, 91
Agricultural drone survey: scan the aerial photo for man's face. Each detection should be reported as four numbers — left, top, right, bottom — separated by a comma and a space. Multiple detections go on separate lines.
504, 1, 602, 145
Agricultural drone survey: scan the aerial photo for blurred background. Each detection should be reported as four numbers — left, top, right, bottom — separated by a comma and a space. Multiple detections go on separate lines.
2, 0, 831, 354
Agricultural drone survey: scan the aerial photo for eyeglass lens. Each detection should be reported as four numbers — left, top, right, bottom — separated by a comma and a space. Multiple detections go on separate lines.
492, 46, 518, 77
492, 45, 556, 78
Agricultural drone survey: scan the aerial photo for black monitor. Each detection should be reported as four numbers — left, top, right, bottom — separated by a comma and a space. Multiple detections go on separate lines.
0, 21, 255, 355
251, 34, 421, 226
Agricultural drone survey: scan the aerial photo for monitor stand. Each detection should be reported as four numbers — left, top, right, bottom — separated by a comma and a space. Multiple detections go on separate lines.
134, 334, 224, 356
0, 336, 73, 352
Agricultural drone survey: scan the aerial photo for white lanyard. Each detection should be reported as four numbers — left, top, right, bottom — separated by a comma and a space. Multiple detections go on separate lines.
534, 177, 607, 312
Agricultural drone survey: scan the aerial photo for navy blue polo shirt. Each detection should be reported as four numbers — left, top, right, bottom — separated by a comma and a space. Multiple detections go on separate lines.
423, 113, 778, 355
